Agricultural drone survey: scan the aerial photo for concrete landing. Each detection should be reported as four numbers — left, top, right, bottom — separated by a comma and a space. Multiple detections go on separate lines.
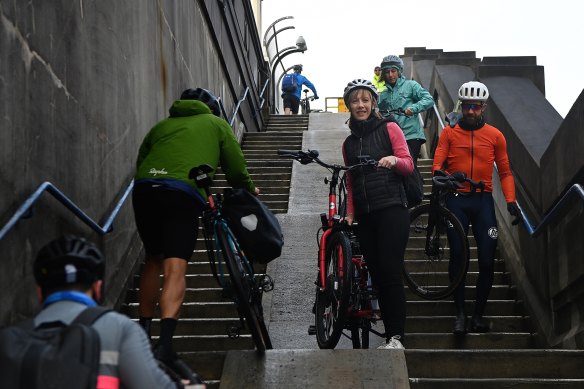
219, 349, 410, 389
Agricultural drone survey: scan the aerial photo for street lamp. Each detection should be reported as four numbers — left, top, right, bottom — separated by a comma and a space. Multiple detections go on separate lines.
269, 36, 308, 113
262, 17, 308, 114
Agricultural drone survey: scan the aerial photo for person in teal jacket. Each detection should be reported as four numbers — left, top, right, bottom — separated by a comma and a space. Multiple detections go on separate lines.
132, 87, 257, 383
378, 54, 434, 166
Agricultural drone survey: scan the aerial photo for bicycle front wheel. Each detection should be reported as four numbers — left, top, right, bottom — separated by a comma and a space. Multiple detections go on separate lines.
403, 203, 469, 300
217, 225, 272, 352
315, 231, 352, 349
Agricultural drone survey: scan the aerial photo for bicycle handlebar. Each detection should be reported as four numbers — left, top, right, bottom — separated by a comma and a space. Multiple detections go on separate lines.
432, 170, 485, 193
380, 108, 407, 117
277, 149, 377, 171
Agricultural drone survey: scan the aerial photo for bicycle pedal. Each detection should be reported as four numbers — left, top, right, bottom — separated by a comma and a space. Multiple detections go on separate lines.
307, 324, 316, 335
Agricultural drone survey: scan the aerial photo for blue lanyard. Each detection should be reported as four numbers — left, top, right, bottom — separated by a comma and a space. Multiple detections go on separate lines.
42, 291, 97, 308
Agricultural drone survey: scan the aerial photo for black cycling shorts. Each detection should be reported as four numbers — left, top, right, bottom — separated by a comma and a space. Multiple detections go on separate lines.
282, 94, 300, 114
132, 182, 203, 261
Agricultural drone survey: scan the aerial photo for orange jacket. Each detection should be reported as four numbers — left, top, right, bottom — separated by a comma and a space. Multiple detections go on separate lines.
432, 123, 516, 203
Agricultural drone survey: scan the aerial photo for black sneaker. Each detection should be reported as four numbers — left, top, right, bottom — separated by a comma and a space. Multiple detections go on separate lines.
452, 313, 467, 335
154, 343, 205, 385
469, 315, 490, 333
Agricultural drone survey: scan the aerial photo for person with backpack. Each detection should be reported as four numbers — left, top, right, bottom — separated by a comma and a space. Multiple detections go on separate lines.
377, 54, 434, 168
0, 235, 189, 388
132, 87, 258, 383
341, 79, 414, 350
281, 64, 319, 115
433, 81, 519, 334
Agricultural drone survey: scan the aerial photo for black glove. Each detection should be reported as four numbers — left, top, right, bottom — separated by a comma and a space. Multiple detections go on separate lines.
507, 202, 521, 226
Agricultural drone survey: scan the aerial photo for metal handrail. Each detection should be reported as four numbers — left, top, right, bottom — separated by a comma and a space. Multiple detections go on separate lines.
229, 87, 249, 127
517, 183, 584, 237
0, 180, 134, 241
0, 88, 255, 242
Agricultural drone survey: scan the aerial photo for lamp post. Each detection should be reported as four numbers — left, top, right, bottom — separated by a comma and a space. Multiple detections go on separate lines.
269, 36, 307, 113
263, 17, 308, 114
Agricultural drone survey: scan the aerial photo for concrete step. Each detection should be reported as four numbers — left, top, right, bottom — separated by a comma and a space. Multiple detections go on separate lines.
406, 300, 525, 316
401, 271, 511, 285
408, 378, 584, 389
123, 301, 240, 318
405, 332, 535, 349
405, 349, 584, 381
405, 315, 530, 333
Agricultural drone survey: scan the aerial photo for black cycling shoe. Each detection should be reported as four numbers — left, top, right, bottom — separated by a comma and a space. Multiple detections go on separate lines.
154, 344, 205, 385
452, 313, 467, 335
469, 315, 490, 333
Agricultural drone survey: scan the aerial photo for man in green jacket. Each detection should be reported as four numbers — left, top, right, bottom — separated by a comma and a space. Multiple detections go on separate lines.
378, 54, 434, 167
133, 87, 258, 382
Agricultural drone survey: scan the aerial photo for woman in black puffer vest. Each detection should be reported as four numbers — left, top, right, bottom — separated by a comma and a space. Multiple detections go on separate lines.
341, 79, 414, 349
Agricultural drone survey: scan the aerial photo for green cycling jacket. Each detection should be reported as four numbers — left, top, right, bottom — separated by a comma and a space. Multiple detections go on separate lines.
135, 100, 255, 200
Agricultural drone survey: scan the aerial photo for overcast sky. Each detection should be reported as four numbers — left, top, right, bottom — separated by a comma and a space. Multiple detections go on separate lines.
261, 0, 583, 117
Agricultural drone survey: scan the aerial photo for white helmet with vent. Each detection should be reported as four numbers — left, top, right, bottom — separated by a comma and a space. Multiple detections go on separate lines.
458, 81, 489, 102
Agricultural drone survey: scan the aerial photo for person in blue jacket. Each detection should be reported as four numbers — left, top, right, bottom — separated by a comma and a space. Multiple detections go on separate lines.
281, 64, 318, 115
378, 55, 434, 167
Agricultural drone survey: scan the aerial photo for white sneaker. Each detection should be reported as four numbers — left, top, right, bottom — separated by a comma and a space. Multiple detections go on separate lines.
377, 335, 404, 350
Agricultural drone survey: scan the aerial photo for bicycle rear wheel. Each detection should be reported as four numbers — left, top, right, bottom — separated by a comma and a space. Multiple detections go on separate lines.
403, 203, 469, 300
217, 225, 272, 352
315, 231, 352, 349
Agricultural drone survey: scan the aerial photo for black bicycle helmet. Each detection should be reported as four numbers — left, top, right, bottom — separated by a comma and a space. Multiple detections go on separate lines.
34, 235, 105, 289
180, 87, 222, 117
343, 79, 378, 106
293, 64, 303, 72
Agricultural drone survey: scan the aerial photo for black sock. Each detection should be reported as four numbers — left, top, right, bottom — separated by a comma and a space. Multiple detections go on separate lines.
159, 318, 178, 352
139, 316, 153, 339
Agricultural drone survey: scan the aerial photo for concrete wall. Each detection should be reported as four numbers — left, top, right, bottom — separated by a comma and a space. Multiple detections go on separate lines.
405, 48, 584, 348
0, 1, 266, 325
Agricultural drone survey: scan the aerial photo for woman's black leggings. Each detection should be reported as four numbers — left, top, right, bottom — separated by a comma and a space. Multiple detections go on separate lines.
355, 205, 410, 340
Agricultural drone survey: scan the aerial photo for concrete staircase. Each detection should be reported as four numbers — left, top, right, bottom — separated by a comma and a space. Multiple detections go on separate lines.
404, 159, 584, 387
121, 114, 306, 388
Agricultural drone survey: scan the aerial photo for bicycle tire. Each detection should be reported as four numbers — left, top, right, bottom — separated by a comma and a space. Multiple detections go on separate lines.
315, 231, 352, 349
217, 225, 272, 352
403, 203, 470, 300
350, 319, 370, 349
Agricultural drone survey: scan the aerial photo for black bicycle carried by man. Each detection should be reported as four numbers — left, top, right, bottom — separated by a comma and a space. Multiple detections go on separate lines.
403, 170, 485, 300
188, 164, 273, 352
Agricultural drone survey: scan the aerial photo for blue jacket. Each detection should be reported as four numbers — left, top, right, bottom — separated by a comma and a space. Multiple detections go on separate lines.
378, 75, 434, 141
282, 73, 318, 99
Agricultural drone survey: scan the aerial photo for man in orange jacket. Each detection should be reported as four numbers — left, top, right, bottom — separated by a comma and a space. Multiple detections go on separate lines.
433, 81, 520, 334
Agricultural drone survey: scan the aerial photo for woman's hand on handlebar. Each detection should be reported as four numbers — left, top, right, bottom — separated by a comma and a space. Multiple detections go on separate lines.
344, 213, 354, 225
378, 155, 398, 170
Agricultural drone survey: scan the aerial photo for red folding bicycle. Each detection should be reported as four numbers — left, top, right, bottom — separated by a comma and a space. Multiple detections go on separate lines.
277, 149, 384, 348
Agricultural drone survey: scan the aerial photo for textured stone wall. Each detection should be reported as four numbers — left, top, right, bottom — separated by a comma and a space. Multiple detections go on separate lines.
0, 1, 265, 324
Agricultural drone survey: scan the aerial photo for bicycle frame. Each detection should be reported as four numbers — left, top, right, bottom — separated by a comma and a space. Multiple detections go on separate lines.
188, 164, 273, 351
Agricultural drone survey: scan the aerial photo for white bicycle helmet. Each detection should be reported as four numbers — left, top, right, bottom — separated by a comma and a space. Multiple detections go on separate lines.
458, 81, 489, 102
343, 79, 378, 106
380, 54, 404, 71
